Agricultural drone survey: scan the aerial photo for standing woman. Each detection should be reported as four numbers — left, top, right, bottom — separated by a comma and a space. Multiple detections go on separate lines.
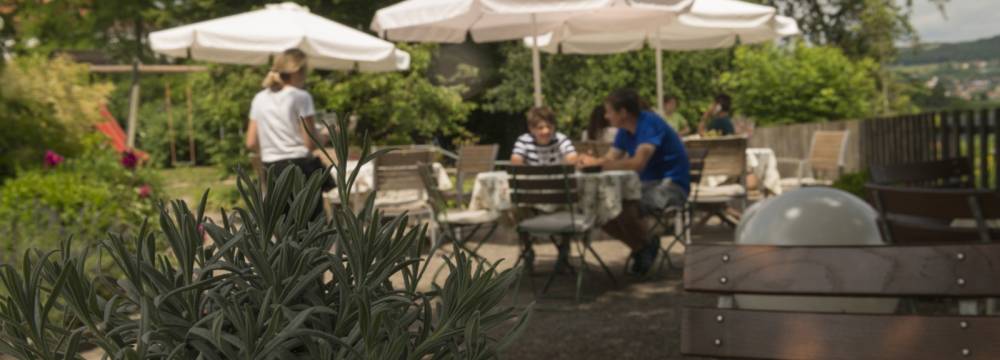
245, 48, 333, 191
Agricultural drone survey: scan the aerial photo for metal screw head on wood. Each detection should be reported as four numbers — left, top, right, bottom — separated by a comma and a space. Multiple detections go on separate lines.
956, 252, 966, 261
961, 348, 971, 356
715, 315, 725, 323
960, 321, 969, 329
721, 254, 730, 262
719, 277, 728, 284
957, 278, 966, 286
714, 339, 723, 347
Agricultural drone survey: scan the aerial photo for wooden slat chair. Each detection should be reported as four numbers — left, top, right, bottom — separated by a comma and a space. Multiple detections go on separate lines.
450, 144, 499, 207
682, 243, 1000, 360
778, 130, 849, 189
372, 148, 437, 223
865, 184, 1000, 244
417, 163, 499, 262
507, 165, 617, 301
869, 157, 975, 188
685, 136, 748, 227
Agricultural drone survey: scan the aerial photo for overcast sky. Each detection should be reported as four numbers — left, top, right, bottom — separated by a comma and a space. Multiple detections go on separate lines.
909, 0, 1000, 43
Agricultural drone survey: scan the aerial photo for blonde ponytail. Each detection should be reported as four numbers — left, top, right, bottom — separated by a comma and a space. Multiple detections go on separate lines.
261, 48, 308, 91
261, 70, 285, 90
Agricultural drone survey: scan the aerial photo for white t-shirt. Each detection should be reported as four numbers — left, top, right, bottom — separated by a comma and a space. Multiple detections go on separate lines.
249, 86, 316, 163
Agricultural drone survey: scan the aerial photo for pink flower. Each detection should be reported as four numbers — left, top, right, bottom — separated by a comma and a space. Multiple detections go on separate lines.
121, 151, 138, 170
44, 150, 64, 167
137, 184, 152, 199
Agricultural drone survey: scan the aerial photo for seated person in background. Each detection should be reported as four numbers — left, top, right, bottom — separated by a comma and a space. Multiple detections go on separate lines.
581, 105, 618, 143
663, 95, 691, 136
698, 93, 735, 136
511, 106, 578, 165
578, 88, 690, 275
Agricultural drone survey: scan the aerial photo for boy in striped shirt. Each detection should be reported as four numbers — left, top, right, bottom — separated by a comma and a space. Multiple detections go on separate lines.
510, 107, 578, 165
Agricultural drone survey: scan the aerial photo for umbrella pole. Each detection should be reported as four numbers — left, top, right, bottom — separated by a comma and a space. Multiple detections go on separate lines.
531, 13, 543, 107
655, 29, 664, 116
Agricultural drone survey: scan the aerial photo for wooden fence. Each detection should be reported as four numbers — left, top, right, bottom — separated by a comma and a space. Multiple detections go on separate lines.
751, 107, 1000, 189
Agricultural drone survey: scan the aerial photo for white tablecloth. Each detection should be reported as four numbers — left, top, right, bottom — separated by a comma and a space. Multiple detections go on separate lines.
468, 170, 641, 225
325, 161, 453, 206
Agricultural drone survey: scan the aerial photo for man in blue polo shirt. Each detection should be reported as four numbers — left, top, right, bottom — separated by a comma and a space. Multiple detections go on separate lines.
579, 88, 690, 275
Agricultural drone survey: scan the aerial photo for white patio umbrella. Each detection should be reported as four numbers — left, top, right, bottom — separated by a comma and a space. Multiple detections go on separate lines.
524, 0, 799, 113
371, 0, 692, 106
150, 2, 410, 72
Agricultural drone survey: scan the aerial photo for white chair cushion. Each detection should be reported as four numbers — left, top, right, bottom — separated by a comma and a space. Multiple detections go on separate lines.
693, 184, 746, 199
517, 211, 594, 234
779, 177, 833, 190
440, 209, 499, 225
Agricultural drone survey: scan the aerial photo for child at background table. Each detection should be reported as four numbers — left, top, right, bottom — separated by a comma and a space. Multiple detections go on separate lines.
511, 106, 578, 165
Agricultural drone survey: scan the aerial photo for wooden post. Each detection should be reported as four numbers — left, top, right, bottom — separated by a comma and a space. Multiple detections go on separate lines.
165, 82, 176, 166
126, 60, 141, 148
994, 108, 1000, 190
979, 109, 989, 188
187, 83, 195, 164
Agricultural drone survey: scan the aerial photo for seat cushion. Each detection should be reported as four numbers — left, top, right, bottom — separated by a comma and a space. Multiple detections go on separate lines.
440, 209, 499, 225
517, 211, 593, 234
779, 177, 833, 190
692, 184, 746, 203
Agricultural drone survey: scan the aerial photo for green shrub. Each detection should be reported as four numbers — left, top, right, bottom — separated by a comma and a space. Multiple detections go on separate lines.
720, 43, 879, 125
0, 135, 162, 267
0, 118, 530, 359
832, 171, 871, 199
0, 55, 114, 179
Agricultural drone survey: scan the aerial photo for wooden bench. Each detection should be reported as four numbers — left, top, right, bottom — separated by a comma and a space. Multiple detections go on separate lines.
869, 157, 974, 188
682, 243, 1000, 359
865, 184, 1000, 243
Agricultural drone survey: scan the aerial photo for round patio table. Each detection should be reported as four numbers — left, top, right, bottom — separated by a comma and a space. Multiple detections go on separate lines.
468, 170, 641, 225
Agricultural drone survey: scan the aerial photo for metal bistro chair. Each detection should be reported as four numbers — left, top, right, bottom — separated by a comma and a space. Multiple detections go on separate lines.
653, 148, 709, 271
417, 163, 500, 261
508, 164, 617, 301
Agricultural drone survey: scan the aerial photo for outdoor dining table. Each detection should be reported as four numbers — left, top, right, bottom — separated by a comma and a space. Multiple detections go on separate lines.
467, 170, 642, 226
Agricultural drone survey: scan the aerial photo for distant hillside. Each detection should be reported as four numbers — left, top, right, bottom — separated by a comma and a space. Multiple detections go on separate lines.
898, 34, 1000, 65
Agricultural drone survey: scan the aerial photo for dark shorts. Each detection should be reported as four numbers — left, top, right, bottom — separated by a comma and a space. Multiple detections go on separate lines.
639, 179, 687, 216
264, 156, 336, 192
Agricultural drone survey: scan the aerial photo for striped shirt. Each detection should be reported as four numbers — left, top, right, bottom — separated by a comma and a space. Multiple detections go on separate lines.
512, 132, 577, 165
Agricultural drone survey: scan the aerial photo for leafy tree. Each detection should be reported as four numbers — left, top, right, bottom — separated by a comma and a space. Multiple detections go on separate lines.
484, 43, 733, 137
760, 0, 948, 63
309, 44, 477, 146
719, 43, 878, 124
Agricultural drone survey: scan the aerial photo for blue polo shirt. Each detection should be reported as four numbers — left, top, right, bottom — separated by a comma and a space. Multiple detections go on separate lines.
613, 111, 691, 194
